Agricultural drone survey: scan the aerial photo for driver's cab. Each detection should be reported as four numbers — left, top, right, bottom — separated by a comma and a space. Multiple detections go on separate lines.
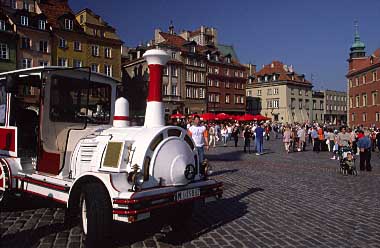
0, 67, 117, 177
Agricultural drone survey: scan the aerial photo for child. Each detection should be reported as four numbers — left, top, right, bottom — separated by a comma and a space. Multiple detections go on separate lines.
343, 152, 355, 169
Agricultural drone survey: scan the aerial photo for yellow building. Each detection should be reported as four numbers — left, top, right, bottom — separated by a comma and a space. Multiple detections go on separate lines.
76, 8, 123, 81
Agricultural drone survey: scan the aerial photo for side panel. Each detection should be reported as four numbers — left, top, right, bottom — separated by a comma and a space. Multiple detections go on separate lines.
0, 126, 17, 157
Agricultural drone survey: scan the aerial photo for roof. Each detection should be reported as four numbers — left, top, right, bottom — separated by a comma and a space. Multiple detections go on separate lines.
37, 0, 76, 29
216, 44, 238, 61
347, 48, 380, 76
256, 61, 311, 85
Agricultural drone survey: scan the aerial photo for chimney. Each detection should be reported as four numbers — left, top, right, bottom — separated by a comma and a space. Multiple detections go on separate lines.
143, 49, 170, 128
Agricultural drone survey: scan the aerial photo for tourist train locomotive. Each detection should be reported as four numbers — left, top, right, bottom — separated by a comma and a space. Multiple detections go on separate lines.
0, 49, 222, 244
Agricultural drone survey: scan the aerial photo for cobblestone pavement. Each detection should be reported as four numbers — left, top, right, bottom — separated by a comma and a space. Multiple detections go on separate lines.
1, 136, 380, 248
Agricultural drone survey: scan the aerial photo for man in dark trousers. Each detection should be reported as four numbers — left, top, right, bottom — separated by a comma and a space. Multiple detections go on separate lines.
357, 130, 372, 171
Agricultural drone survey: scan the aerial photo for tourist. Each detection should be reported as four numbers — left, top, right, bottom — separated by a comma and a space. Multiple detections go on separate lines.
208, 123, 216, 148
283, 126, 291, 153
376, 128, 380, 152
188, 115, 209, 163
311, 126, 319, 152
357, 130, 372, 171
221, 125, 228, 146
232, 125, 240, 147
227, 124, 233, 141
337, 126, 351, 149
243, 126, 252, 153
297, 125, 306, 152
255, 122, 264, 155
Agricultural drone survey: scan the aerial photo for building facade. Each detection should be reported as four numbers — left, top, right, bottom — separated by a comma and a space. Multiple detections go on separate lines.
346, 24, 380, 127
323, 90, 347, 124
0, 8, 17, 72
75, 8, 123, 81
311, 91, 324, 123
250, 61, 313, 123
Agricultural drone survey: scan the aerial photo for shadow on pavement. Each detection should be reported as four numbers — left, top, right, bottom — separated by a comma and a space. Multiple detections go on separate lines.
110, 187, 264, 247
207, 150, 244, 161
0, 194, 63, 212
211, 168, 239, 176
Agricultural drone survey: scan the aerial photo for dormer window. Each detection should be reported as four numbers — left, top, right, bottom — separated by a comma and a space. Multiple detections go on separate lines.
370, 57, 374, 64
264, 76, 268, 82
207, 53, 210, 60
226, 56, 231, 63
21, 16, 28, 26
191, 46, 196, 53
38, 20, 46, 30
64, 19, 73, 30
215, 55, 219, 62
0, 20, 5, 31
273, 74, 277, 81
23, 1, 29, 11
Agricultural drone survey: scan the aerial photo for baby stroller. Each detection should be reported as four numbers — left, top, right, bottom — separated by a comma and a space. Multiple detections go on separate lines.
338, 146, 358, 176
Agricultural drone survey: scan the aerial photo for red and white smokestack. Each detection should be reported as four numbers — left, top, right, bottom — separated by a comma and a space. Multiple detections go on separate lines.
113, 97, 130, 127
142, 49, 170, 128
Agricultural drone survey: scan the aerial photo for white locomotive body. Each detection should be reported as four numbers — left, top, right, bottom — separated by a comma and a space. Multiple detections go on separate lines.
0, 50, 222, 244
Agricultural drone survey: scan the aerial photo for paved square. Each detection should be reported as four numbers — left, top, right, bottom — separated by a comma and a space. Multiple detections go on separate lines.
1, 137, 379, 248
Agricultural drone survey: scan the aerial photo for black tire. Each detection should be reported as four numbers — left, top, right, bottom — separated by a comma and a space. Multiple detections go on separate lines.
80, 183, 112, 247
170, 202, 194, 231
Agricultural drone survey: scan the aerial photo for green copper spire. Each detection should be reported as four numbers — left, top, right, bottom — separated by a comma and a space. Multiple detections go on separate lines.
350, 20, 366, 58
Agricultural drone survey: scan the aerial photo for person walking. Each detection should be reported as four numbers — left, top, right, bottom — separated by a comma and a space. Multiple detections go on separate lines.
311, 127, 319, 152
221, 125, 228, 146
297, 126, 306, 152
357, 130, 372, 171
243, 126, 252, 153
232, 125, 240, 147
208, 124, 216, 148
188, 115, 209, 164
255, 123, 264, 155
283, 126, 291, 153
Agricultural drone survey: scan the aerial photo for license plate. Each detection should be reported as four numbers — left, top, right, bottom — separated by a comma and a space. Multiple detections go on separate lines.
175, 188, 200, 201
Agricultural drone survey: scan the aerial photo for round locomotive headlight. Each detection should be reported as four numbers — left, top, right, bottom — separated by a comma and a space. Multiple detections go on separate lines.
205, 164, 213, 176
184, 164, 196, 180
133, 172, 144, 186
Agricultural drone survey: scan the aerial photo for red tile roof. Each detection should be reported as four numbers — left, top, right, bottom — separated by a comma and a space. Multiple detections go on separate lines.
256, 61, 311, 85
347, 48, 380, 76
37, 0, 76, 29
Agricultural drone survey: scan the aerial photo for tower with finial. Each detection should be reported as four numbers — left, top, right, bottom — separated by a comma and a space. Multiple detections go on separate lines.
168, 20, 174, 35
349, 20, 366, 59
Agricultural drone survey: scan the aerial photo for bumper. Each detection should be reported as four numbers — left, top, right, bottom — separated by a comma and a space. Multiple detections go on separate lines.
112, 180, 223, 223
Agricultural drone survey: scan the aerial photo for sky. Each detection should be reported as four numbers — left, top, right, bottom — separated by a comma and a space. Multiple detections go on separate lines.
70, 0, 380, 91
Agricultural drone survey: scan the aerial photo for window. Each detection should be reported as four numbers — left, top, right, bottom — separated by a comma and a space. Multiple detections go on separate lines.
312, 100, 316, 110
91, 64, 99, 72
0, 43, 9, 59
349, 97, 353, 108
0, 20, 6, 31
171, 65, 177, 77
93, 29, 98, 36
215, 67, 219, 74
267, 100, 273, 108
372, 91, 378, 105
273, 74, 277, 81
320, 101, 324, 110
299, 89, 302, 96
59, 38, 67, 48
267, 88, 272, 95
21, 16, 28, 26
355, 95, 360, 107
39, 60, 48, 66
92, 45, 99, 56
163, 66, 168, 76
38, 20, 46, 30
362, 94, 367, 107
192, 71, 197, 82
273, 88, 279, 95
171, 52, 176, 59
22, 58, 32, 68
80, 15, 84, 23
226, 57, 231, 63
74, 41, 81, 51
349, 79, 352, 88
104, 65, 112, 77
186, 70, 192, 81
225, 94, 230, 103
247, 90, 252, 97
362, 75, 366, 84
163, 84, 168, 95
373, 71, 378, 81
39, 41, 48, 53
50, 76, 111, 124
362, 113, 367, 122
299, 99, 303, 109
10, 0, 17, 9
64, 19, 73, 30
273, 99, 279, 108
58, 58, 68, 67
104, 47, 112, 58
199, 72, 204, 83
305, 90, 309, 96
171, 85, 177, 96
214, 80, 219, 87
257, 77, 261, 83
376, 112, 380, 122
257, 89, 262, 96
73, 59, 82, 67
355, 77, 359, 86
305, 99, 310, 110
225, 82, 230, 88
199, 88, 205, 99
21, 37, 31, 49
23, 1, 29, 10
207, 79, 212, 86
264, 76, 268, 82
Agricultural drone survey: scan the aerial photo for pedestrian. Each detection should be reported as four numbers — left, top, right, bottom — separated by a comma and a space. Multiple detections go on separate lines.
255, 122, 264, 155
311, 127, 319, 152
232, 125, 240, 147
208, 124, 216, 148
297, 125, 306, 152
243, 126, 252, 153
188, 115, 209, 163
357, 130, 372, 171
227, 124, 233, 141
376, 128, 380, 152
221, 125, 228, 146
283, 126, 291, 153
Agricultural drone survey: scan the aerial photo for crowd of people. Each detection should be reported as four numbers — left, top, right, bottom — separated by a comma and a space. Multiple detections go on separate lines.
172, 115, 380, 172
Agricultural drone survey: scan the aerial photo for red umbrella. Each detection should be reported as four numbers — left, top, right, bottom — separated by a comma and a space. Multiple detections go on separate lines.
170, 113, 185, 119
201, 113, 216, 121
215, 113, 230, 120
240, 114, 255, 121
254, 114, 270, 121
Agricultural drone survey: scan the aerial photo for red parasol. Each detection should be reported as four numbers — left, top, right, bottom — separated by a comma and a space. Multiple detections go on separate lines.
254, 114, 270, 121
201, 113, 216, 121
170, 113, 185, 119
215, 113, 230, 120
240, 114, 255, 121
